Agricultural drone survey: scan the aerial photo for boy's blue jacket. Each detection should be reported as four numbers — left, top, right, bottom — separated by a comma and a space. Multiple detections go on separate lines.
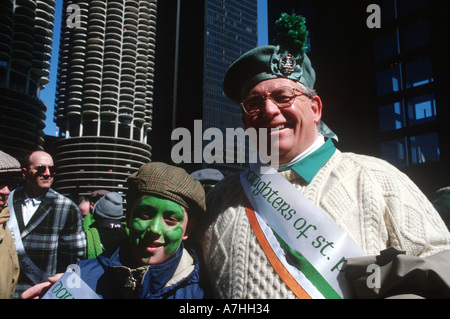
77, 242, 208, 299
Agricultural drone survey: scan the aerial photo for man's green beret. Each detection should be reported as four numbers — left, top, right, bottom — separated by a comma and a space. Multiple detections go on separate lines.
223, 45, 316, 103
223, 13, 315, 104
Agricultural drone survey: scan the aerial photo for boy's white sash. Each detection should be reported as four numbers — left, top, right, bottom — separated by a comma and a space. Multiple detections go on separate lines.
240, 164, 366, 299
7, 190, 49, 284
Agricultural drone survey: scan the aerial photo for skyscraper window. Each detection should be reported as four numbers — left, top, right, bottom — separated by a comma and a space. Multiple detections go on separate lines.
373, 0, 441, 168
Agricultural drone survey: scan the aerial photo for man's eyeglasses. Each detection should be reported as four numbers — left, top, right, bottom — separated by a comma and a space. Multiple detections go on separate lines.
240, 86, 304, 116
33, 165, 56, 176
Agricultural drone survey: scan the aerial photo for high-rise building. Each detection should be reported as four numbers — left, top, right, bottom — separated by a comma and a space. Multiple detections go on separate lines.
204, 0, 258, 174
0, 0, 56, 160
51, 0, 156, 200
267, 0, 449, 197
151, 0, 258, 175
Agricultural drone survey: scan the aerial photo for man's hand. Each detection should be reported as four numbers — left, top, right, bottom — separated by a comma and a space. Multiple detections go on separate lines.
21, 273, 64, 299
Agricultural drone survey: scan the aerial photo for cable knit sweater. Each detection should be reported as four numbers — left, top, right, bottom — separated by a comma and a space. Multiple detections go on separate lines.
200, 150, 450, 299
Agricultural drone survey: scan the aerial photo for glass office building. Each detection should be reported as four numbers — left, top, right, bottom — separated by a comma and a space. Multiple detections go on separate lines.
203, 0, 258, 173
151, 0, 258, 175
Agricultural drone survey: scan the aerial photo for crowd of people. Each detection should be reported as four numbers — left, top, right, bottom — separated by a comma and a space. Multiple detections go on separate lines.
1, 13, 449, 299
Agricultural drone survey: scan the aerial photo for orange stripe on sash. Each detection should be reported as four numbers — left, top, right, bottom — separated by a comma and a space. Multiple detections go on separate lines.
244, 197, 311, 299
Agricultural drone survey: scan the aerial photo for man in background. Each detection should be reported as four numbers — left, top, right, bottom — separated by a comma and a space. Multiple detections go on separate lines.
7, 150, 86, 298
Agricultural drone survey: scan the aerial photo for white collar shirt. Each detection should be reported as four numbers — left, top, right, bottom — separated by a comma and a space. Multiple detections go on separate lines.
22, 193, 44, 225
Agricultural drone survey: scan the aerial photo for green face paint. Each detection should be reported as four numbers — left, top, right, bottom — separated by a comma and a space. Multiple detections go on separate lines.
129, 195, 188, 265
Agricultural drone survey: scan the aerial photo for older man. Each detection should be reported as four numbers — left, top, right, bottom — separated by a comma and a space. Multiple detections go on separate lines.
200, 14, 450, 299
7, 150, 86, 298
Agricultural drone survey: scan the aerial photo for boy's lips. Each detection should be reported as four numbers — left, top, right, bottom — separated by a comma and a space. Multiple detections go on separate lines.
145, 242, 164, 253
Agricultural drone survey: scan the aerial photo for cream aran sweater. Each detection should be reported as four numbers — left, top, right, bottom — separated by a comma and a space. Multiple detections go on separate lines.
200, 150, 450, 299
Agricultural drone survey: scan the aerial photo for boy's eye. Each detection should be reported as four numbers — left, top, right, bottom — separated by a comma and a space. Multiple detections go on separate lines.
135, 208, 155, 220
135, 210, 181, 226
164, 214, 181, 226
137, 213, 151, 220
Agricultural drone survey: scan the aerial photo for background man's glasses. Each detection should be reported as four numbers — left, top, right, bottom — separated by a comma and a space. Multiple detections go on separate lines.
34, 165, 56, 176
241, 86, 304, 116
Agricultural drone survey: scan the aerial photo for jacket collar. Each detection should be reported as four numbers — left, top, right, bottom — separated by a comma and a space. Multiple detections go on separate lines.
289, 138, 336, 184
12, 187, 56, 237
102, 243, 186, 298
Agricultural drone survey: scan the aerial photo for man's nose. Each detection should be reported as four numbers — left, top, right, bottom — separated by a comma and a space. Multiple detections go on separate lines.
262, 97, 280, 116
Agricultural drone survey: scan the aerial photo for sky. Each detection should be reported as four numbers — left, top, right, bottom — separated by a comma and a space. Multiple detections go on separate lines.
40, 0, 62, 136
41, 0, 269, 136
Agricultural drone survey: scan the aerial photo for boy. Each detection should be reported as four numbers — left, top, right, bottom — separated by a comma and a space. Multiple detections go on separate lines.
22, 162, 209, 299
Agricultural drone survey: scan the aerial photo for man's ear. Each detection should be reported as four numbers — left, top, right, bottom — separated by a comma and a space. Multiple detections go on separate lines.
182, 217, 197, 241
310, 95, 323, 124
22, 167, 28, 180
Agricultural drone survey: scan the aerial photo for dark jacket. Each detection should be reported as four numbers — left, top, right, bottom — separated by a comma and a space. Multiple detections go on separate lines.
77, 242, 208, 299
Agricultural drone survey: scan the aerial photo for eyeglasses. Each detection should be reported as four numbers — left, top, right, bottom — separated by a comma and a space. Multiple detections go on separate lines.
33, 165, 56, 176
240, 86, 304, 116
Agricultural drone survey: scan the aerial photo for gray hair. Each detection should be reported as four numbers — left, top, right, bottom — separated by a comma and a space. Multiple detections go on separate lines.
298, 83, 317, 98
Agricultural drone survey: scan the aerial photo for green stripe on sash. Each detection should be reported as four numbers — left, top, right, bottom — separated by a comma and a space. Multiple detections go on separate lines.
274, 232, 342, 299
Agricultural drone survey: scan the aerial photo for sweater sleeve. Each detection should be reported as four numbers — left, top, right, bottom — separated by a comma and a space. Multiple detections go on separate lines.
358, 156, 450, 257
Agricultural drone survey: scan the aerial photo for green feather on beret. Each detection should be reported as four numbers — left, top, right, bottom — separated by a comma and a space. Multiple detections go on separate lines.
273, 13, 309, 54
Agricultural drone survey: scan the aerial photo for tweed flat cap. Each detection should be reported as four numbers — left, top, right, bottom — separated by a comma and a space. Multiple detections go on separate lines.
0, 150, 21, 174
127, 162, 206, 216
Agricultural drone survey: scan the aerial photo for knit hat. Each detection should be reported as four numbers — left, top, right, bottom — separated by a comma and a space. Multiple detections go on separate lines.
0, 150, 21, 174
223, 13, 314, 104
127, 162, 206, 217
90, 189, 109, 203
93, 192, 124, 220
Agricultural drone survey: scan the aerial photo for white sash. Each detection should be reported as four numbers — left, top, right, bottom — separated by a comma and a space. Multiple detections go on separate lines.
241, 164, 366, 298
7, 189, 49, 284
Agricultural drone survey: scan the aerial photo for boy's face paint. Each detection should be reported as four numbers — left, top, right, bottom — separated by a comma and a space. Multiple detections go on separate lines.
128, 196, 189, 265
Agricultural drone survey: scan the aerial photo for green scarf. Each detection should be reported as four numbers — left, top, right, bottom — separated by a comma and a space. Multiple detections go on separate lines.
83, 213, 104, 259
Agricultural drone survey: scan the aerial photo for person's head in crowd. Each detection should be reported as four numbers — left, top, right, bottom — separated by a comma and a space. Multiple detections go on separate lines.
0, 150, 21, 210
90, 189, 109, 204
21, 150, 56, 197
92, 192, 124, 221
78, 196, 90, 218
126, 162, 205, 265
190, 168, 224, 194
78, 190, 110, 219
